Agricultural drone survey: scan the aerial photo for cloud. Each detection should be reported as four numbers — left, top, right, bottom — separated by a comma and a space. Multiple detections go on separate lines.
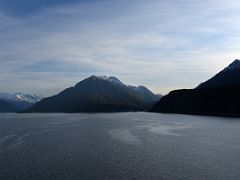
0, 0, 240, 95
0, 0, 100, 17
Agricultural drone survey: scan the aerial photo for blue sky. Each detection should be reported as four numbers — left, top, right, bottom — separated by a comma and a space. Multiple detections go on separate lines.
0, 0, 240, 96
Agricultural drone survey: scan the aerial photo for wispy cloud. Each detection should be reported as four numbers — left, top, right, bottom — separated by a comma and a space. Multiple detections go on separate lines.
0, 0, 240, 95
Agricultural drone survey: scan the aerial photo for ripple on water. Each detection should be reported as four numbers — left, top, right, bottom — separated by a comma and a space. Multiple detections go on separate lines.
0, 133, 29, 152
108, 128, 141, 146
138, 122, 192, 136
0, 134, 17, 145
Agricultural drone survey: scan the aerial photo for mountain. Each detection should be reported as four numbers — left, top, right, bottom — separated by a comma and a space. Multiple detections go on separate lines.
151, 59, 240, 117
151, 86, 240, 117
25, 75, 161, 113
0, 93, 44, 112
0, 92, 43, 103
0, 99, 17, 112
197, 59, 240, 88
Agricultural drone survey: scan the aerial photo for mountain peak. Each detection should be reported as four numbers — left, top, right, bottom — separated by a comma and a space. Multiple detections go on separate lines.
197, 59, 240, 89
89, 75, 123, 85
224, 59, 240, 72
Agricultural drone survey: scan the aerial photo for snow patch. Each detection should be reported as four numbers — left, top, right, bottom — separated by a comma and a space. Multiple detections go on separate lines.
0, 92, 43, 103
96, 75, 123, 85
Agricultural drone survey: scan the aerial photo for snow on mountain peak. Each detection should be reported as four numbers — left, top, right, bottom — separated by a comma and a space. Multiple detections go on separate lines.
95, 75, 123, 85
0, 92, 43, 103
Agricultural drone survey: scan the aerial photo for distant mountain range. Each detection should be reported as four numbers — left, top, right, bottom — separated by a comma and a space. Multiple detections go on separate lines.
0, 93, 43, 112
5, 58, 240, 116
0, 99, 17, 112
25, 75, 161, 113
151, 59, 240, 117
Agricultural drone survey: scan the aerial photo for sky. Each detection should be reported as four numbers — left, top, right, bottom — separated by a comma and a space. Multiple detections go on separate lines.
0, 0, 240, 96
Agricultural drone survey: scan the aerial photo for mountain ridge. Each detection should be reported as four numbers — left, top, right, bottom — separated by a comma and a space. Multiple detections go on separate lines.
0, 92, 44, 112
197, 59, 240, 88
151, 59, 240, 117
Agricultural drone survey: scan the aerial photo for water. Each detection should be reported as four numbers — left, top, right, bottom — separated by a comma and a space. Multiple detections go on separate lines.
0, 113, 239, 180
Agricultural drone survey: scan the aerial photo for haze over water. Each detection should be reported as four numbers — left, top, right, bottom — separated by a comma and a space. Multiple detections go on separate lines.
0, 113, 239, 180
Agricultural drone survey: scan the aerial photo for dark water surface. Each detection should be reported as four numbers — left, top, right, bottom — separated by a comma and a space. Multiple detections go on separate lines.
0, 113, 239, 180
